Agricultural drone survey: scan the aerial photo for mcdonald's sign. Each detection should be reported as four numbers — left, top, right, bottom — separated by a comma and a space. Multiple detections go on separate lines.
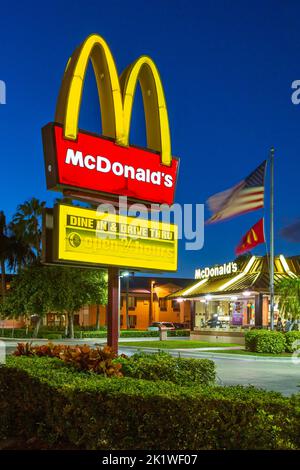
42, 34, 179, 205
51, 204, 178, 271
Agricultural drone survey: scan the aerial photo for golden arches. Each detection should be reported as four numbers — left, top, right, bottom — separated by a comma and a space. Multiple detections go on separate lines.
55, 34, 172, 166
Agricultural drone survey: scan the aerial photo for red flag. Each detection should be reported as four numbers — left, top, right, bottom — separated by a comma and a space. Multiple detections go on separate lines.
235, 218, 265, 255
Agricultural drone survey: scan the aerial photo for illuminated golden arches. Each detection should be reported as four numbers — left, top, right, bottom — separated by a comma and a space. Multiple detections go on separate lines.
55, 34, 172, 166
55, 34, 123, 142
120, 56, 171, 166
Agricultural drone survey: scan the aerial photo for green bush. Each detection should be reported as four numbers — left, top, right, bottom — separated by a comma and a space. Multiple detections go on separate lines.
121, 330, 159, 337
0, 328, 31, 338
168, 329, 190, 337
0, 328, 189, 339
77, 329, 189, 338
285, 331, 300, 353
42, 333, 63, 340
39, 325, 66, 332
0, 328, 65, 339
119, 351, 215, 386
74, 325, 107, 331
245, 330, 286, 354
74, 330, 106, 339
75, 330, 159, 338
0, 356, 299, 450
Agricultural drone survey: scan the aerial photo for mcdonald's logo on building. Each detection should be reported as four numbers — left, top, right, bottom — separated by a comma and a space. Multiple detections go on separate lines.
42, 34, 179, 205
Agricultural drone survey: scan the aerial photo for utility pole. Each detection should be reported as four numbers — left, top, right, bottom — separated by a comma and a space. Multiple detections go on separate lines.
125, 274, 129, 329
107, 267, 119, 353
269, 147, 275, 330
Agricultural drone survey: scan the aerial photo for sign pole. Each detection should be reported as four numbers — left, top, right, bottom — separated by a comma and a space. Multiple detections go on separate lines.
269, 147, 275, 330
107, 266, 119, 353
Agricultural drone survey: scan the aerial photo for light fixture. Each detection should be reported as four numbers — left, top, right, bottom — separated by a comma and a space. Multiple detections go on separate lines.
121, 271, 130, 277
205, 294, 212, 300
231, 296, 238, 301
176, 297, 183, 303
243, 291, 251, 297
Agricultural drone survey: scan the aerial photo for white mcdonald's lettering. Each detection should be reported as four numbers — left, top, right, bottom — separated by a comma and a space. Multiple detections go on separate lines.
195, 262, 238, 279
65, 148, 174, 188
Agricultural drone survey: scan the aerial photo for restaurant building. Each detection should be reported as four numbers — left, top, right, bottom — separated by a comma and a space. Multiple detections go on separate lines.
168, 254, 300, 341
76, 276, 193, 330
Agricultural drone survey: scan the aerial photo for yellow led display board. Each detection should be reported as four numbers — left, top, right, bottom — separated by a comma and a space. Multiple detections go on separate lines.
54, 205, 178, 272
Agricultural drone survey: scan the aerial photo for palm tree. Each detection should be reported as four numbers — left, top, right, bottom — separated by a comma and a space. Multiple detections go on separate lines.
0, 211, 9, 299
278, 277, 300, 320
0, 210, 37, 300
6, 225, 36, 272
12, 197, 45, 257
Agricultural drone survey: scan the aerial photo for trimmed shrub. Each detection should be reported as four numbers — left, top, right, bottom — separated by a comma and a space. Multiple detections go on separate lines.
76, 329, 189, 339
285, 331, 300, 353
0, 328, 65, 339
118, 351, 215, 386
0, 328, 30, 338
168, 329, 190, 337
42, 333, 63, 340
245, 330, 286, 354
0, 356, 299, 450
1, 328, 190, 339
75, 330, 159, 339
74, 330, 107, 339
121, 330, 159, 337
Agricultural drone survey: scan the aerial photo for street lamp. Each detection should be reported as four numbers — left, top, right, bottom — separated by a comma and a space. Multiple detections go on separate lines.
120, 271, 132, 330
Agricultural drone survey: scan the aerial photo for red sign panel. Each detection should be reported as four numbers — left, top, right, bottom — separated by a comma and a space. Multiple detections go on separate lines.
42, 123, 179, 205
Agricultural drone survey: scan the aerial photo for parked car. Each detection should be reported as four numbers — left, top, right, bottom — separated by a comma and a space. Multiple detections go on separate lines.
173, 322, 185, 329
148, 322, 175, 331
206, 319, 223, 328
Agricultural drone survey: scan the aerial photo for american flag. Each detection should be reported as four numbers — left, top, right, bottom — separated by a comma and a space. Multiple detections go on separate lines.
206, 161, 266, 224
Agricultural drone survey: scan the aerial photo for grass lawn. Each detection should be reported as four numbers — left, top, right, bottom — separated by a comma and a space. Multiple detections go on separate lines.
122, 340, 241, 349
201, 349, 294, 357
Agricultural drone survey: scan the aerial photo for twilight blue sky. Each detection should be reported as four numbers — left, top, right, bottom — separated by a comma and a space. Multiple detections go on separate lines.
0, 0, 299, 277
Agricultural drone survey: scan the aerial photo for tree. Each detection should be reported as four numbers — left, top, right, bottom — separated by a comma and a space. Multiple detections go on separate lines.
0, 211, 9, 299
12, 197, 45, 256
278, 277, 300, 320
49, 267, 107, 338
6, 224, 36, 272
3, 265, 107, 337
2, 265, 53, 336
0, 210, 37, 303
89, 271, 108, 329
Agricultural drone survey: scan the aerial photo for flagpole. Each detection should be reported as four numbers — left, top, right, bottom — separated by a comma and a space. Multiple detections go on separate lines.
270, 147, 275, 330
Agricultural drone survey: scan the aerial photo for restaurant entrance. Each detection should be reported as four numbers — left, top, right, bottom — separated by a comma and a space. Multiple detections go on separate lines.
194, 294, 256, 328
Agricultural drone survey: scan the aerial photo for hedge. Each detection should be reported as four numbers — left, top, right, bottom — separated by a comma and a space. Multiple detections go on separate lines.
0, 328, 190, 340
0, 356, 299, 450
119, 351, 216, 386
285, 331, 300, 353
0, 329, 63, 339
74, 330, 159, 338
168, 329, 190, 337
245, 330, 287, 354
75, 329, 189, 339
